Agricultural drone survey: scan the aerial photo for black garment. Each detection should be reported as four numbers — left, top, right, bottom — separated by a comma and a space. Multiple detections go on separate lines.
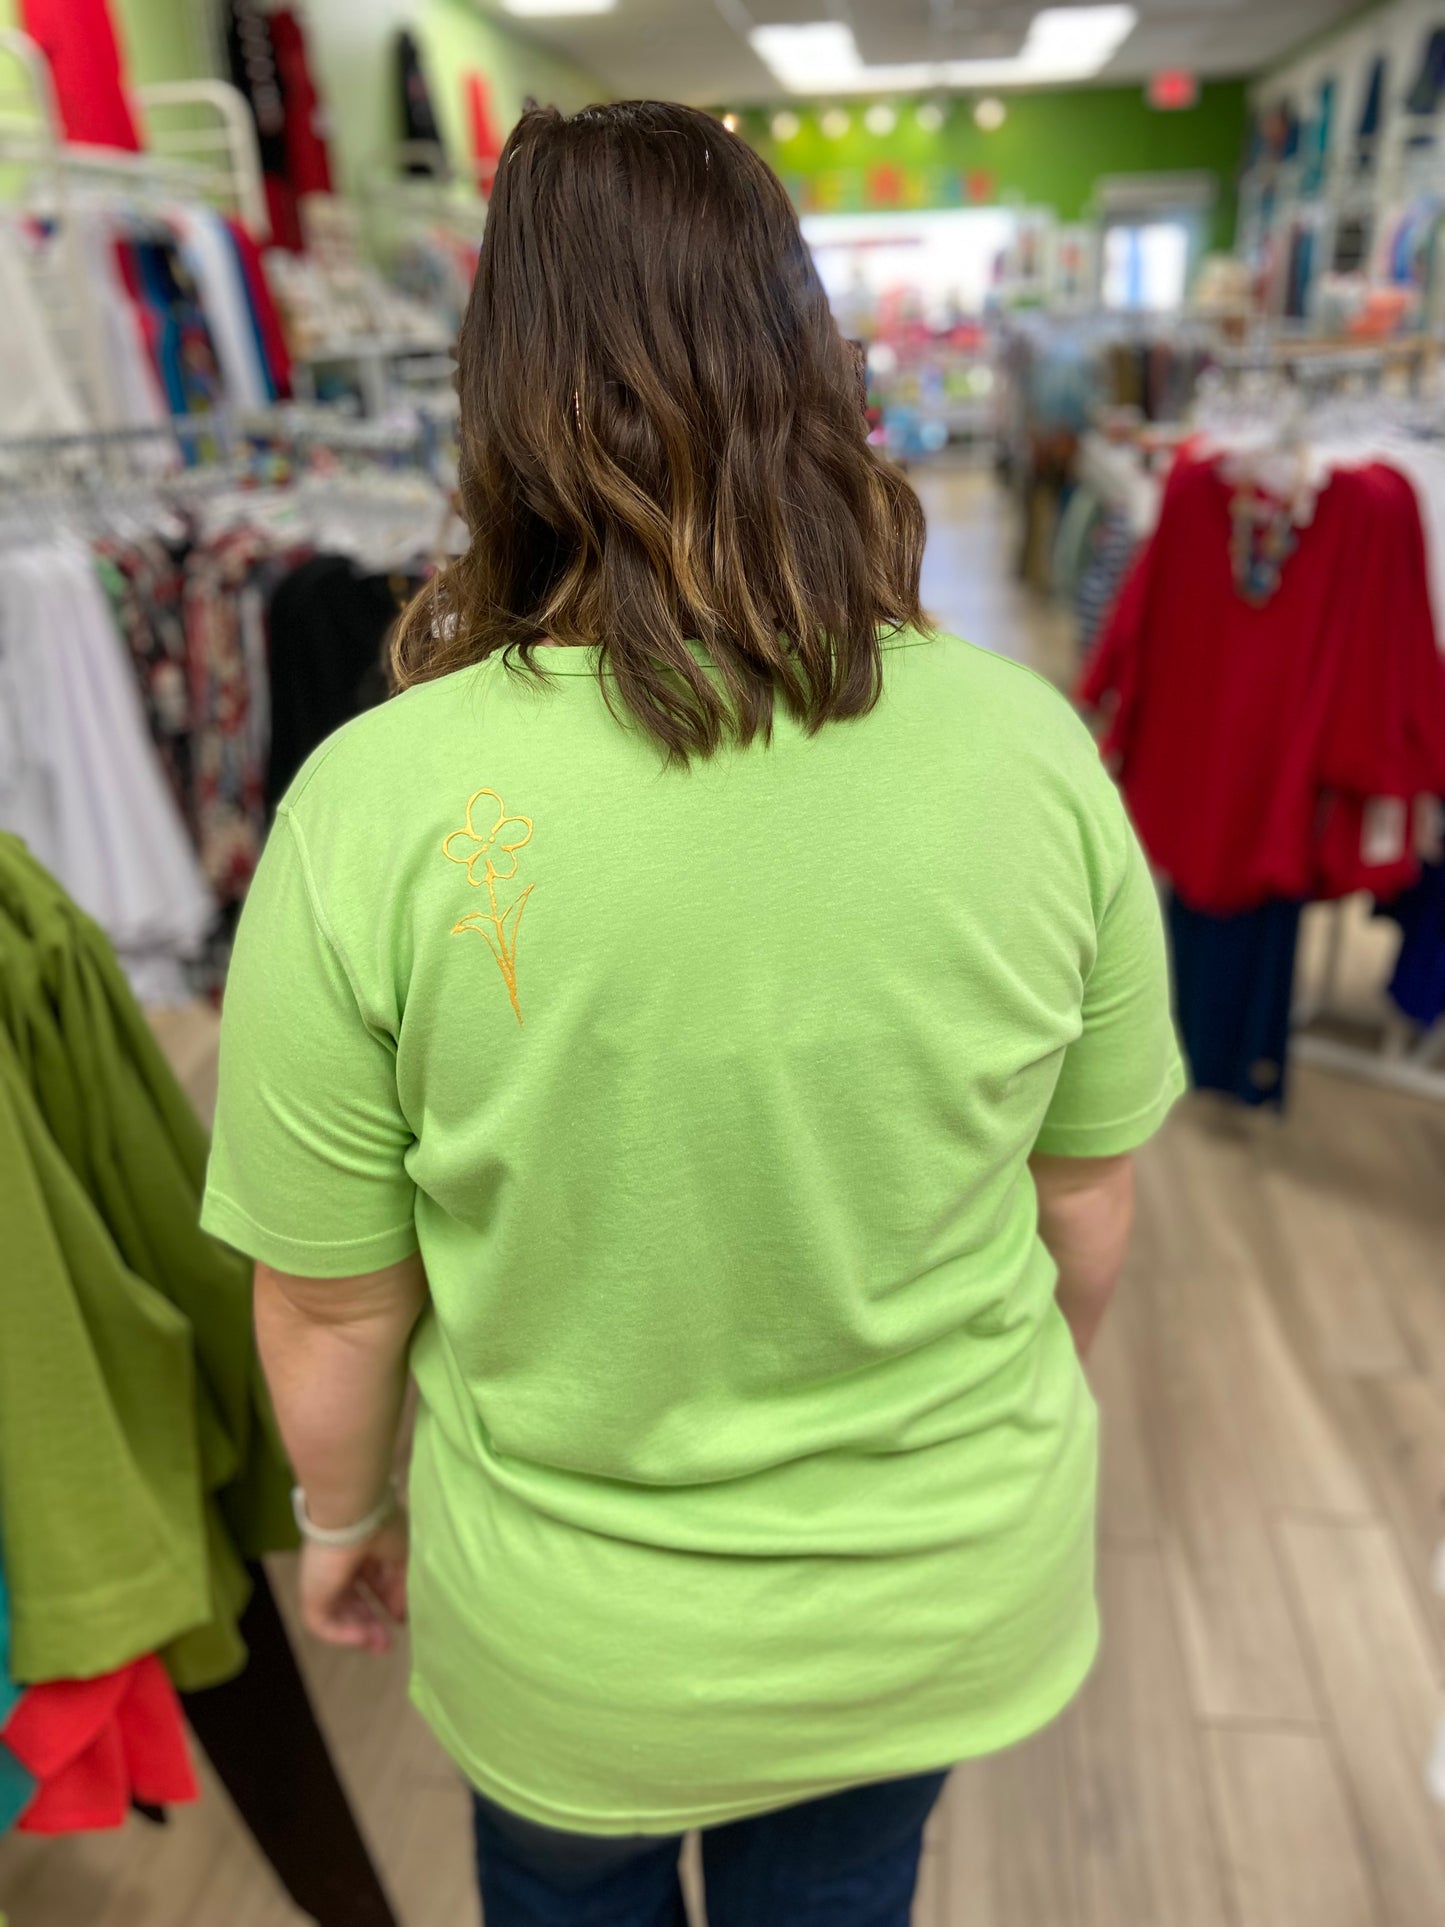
224, 0, 300, 249
396, 29, 448, 177
183, 1564, 397, 1927
1167, 892, 1303, 1110
225, 0, 285, 177
1333, 213, 1372, 275
265, 555, 405, 812
1406, 27, 1445, 117
1358, 55, 1387, 148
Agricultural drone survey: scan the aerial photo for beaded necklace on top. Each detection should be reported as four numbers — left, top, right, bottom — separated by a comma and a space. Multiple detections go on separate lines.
1228, 479, 1304, 606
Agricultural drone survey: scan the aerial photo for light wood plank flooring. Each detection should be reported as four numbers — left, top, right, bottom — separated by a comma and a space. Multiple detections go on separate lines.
4, 465, 1443, 1926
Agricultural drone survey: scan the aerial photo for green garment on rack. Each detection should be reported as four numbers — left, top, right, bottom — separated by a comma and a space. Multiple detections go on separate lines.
0, 835, 294, 1689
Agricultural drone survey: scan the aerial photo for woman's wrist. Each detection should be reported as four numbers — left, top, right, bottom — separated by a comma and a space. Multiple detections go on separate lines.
292, 1481, 400, 1548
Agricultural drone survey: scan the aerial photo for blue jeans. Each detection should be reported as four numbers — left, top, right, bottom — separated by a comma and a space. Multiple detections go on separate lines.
471, 1771, 950, 1926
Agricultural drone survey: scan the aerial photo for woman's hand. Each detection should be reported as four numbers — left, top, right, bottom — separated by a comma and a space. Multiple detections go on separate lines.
298, 1511, 410, 1655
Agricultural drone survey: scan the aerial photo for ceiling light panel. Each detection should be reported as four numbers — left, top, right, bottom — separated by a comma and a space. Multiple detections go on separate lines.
501, 0, 617, 15
749, 6, 1138, 94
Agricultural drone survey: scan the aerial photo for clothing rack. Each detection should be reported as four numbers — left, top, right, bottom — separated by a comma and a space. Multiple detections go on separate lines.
1208, 335, 1440, 398
0, 403, 458, 481
1197, 343, 1445, 1100
1293, 900, 1445, 1102
0, 29, 267, 232
0, 29, 267, 427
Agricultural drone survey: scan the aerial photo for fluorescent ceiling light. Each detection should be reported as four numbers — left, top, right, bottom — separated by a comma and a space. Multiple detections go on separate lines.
1025, 5, 1135, 70
749, 23, 863, 92
502, 0, 615, 15
749, 5, 1137, 94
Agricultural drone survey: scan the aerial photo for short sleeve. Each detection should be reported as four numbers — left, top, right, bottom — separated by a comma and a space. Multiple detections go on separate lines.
201, 811, 419, 1277
1033, 815, 1186, 1158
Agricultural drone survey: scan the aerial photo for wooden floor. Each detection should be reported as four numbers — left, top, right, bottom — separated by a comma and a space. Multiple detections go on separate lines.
4, 465, 1444, 1926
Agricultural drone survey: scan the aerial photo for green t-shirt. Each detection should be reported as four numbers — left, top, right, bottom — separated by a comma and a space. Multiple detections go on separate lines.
203, 632, 1183, 1832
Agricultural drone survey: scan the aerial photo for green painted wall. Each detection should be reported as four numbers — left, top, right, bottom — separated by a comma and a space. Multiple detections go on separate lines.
738, 80, 1249, 250
302, 0, 602, 196
0, 0, 602, 194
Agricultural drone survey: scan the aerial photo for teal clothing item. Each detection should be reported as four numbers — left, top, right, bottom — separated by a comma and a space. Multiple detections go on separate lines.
205, 633, 1183, 1831
0, 836, 294, 1688
0, 1561, 34, 1835
0, 1558, 20, 1724
0, 1741, 34, 1835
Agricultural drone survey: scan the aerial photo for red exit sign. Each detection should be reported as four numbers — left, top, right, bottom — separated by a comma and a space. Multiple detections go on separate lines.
1148, 69, 1198, 111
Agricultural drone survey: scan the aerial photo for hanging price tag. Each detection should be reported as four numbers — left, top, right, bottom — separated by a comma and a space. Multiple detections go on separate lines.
1361, 796, 1407, 866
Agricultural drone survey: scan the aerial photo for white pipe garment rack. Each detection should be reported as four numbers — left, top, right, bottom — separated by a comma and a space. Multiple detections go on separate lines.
1293, 899, 1445, 1104
0, 405, 462, 525
0, 404, 456, 474
0, 29, 267, 428
0, 409, 466, 587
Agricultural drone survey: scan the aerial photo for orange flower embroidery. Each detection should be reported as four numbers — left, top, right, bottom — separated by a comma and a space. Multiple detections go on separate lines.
442, 789, 535, 1025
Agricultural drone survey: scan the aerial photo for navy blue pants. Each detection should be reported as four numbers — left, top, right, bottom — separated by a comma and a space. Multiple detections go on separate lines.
471, 1771, 949, 1927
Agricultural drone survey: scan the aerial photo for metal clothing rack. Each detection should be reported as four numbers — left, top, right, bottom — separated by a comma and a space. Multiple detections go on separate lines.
0, 407, 465, 584
0, 403, 459, 495
0, 29, 267, 428
0, 416, 230, 494
1208, 335, 1441, 402
1293, 900, 1445, 1103
0, 29, 267, 233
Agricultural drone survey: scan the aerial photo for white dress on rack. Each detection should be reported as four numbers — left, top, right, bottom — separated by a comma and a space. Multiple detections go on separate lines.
0, 535, 214, 999
71, 201, 171, 434
0, 224, 90, 437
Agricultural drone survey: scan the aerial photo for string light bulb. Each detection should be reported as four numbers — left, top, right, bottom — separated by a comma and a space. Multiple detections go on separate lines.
821, 106, 852, 139
915, 100, 946, 133
864, 102, 897, 136
973, 96, 1007, 131
770, 109, 801, 141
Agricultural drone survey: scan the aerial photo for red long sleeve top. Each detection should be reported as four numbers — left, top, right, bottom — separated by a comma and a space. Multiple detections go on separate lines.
1079, 452, 1445, 913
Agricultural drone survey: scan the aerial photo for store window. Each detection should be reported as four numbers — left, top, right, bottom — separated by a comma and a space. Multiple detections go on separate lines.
1101, 217, 1194, 312
801, 207, 1019, 335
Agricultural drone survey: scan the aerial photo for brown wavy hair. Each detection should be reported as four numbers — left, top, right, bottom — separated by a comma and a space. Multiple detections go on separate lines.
391, 100, 928, 760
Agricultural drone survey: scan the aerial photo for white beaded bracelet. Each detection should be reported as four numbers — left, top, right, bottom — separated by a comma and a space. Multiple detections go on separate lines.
291, 1483, 398, 1549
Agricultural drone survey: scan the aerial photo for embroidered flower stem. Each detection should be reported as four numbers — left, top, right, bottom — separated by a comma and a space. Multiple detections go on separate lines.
452, 875, 534, 1024
442, 788, 535, 1026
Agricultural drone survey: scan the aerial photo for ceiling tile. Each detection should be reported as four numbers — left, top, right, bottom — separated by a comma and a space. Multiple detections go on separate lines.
486, 0, 1366, 106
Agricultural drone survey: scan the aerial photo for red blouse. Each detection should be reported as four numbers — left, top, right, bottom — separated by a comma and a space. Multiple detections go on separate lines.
1080, 452, 1445, 913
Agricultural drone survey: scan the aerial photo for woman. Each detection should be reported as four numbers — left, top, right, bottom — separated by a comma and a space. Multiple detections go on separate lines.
204, 101, 1182, 1927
